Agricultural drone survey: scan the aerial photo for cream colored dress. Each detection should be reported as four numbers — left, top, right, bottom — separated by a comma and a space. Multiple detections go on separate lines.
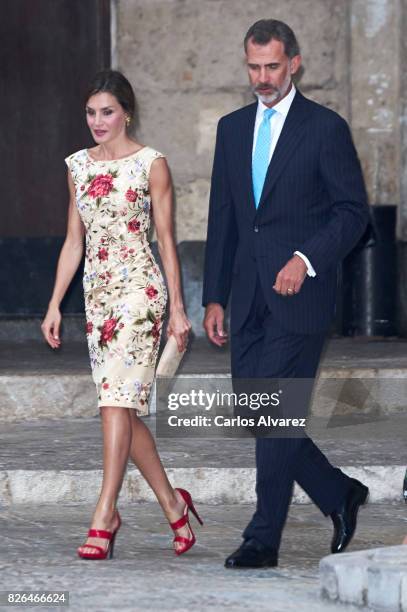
65, 146, 167, 414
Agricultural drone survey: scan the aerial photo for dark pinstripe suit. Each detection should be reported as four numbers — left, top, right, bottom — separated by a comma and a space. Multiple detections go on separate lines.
202, 90, 369, 550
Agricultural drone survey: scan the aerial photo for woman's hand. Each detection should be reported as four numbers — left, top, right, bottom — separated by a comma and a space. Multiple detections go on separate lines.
167, 307, 191, 352
41, 304, 62, 349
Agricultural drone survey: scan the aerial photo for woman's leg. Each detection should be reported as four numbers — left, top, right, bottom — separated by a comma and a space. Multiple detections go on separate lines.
128, 409, 193, 551
79, 405, 132, 555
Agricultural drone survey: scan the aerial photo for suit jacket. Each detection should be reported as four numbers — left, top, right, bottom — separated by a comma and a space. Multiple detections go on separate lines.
202, 90, 369, 335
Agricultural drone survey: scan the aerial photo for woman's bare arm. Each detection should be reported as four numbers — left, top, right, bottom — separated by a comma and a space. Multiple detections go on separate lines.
41, 170, 85, 348
149, 157, 191, 351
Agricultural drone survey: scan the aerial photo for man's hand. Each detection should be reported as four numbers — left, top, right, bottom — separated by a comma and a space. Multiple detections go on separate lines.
203, 303, 228, 347
273, 254, 307, 296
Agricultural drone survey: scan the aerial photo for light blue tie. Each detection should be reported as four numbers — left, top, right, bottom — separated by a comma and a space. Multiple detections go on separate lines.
252, 108, 276, 208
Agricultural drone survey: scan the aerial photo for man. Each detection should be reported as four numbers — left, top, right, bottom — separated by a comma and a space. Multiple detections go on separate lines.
202, 19, 370, 568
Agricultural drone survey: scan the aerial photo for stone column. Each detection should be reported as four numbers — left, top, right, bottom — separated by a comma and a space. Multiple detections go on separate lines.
398, 0, 407, 332
400, 0, 407, 240
350, 0, 401, 211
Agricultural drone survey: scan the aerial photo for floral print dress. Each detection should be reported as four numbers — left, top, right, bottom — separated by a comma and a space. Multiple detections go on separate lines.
65, 146, 167, 415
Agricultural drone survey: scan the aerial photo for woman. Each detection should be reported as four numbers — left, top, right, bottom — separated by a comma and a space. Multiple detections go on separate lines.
41, 70, 202, 559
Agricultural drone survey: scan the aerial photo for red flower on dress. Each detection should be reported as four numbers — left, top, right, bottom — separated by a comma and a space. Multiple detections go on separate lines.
97, 247, 109, 261
125, 188, 137, 202
86, 322, 93, 334
151, 319, 161, 347
127, 219, 140, 233
145, 285, 158, 299
100, 318, 118, 345
102, 382, 109, 390
88, 174, 114, 199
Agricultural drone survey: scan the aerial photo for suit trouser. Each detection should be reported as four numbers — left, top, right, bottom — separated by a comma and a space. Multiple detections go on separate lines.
231, 277, 350, 550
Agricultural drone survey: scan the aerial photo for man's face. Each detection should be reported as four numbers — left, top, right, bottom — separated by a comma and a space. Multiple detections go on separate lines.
246, 38, 301, 106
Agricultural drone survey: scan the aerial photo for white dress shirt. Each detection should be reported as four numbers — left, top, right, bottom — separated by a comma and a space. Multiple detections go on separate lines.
252, 85, 316, 277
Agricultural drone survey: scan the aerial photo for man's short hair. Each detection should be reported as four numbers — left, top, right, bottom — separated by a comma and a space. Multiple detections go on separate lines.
244, 19, 300, 58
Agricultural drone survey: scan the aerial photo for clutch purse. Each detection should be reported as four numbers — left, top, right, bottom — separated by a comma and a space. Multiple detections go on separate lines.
156, 334, 187, 377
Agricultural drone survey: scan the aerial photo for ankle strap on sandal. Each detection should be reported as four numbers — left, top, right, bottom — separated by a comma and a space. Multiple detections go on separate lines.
170, 514, 188, 530
87, 528, 113, 540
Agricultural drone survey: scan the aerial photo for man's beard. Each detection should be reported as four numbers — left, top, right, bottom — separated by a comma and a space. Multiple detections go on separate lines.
253, 87, 281, 104
252, 70, 292, 105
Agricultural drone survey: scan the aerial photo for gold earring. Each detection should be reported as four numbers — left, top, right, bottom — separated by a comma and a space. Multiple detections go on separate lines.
125, 116, 131, 127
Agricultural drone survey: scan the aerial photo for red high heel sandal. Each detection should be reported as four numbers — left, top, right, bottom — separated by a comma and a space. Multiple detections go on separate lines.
170, 488, 203, 556
77, 511, 122, 560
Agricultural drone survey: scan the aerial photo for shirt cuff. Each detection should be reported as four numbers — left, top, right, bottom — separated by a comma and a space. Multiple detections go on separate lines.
294, 251, 316, 277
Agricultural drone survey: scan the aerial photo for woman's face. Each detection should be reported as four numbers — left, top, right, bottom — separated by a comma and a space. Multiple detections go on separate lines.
85, 92, 127, 143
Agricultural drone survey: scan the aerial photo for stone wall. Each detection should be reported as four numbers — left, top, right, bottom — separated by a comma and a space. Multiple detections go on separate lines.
351, 0, 401, 211
113, 0, 406, 239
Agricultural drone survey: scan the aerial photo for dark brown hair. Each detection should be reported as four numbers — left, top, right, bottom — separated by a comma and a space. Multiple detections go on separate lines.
85, 70, 136, 119
244, 19, 300, 58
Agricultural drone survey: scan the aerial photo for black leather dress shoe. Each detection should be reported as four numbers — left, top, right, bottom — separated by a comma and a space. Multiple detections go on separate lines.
225, 538, 278, 569
331, 478, 369, 554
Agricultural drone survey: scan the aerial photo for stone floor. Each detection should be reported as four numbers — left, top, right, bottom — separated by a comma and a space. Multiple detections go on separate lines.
0, 336, 406, 609
0, 502, 405, 611
0, 416, 405, 472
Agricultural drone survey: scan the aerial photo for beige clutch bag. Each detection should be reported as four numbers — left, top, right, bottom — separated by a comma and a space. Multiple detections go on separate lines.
156, 334, 187, 377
